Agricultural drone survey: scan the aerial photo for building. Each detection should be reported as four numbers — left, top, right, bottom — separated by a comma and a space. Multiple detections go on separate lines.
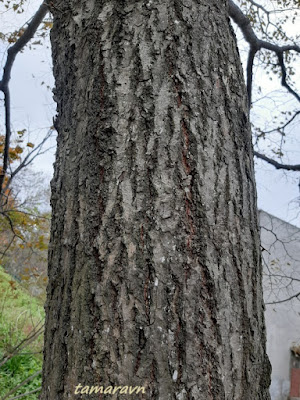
260, 210, 300, 400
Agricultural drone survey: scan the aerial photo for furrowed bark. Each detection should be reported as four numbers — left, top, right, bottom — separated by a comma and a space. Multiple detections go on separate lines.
41, 1, 271, 399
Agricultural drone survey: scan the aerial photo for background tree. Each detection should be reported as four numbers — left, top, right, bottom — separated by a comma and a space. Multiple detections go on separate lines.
0, 166, 50, 299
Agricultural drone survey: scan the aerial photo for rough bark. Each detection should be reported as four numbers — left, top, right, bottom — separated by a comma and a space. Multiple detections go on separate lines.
41, 0, 271, 399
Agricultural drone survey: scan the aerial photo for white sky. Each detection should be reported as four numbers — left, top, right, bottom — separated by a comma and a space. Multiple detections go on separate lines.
0, 0, 299, 226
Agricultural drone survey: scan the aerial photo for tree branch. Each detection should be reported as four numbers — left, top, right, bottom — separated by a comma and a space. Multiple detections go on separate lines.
276, 51, 300, 103
228, 1, 300, 53
264, 273, 300, 283
2, 129, 54, 196
254, 151, 300, 171
228, 0, 300, 106
228, 0, 260, 50
0, 2, 49, 197
0, 88, 11, 197
246, 49, 256, 105
258, 110, 300, 135
265, 291, 300, 305
0, 2, 48, 93
247, 0, 269, 15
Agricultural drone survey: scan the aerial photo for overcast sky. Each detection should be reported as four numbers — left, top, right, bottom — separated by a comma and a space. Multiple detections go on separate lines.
1, 1, 299, 226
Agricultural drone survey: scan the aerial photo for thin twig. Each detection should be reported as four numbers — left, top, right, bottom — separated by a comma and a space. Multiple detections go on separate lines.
2, 129, 54, 194
258, 110, 300, 135
265, 291, 300, 305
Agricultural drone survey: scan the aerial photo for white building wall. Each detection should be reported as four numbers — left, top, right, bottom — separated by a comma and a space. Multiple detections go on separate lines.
260, 210, 300, 400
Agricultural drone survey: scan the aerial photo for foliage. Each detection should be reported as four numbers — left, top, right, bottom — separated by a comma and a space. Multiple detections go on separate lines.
0, 174, 50, 300
0, 356, 41, 400
0, 266, 44, 399
0, 6, 51, 397
0, 124, 50, 297
0, 0, 52, 45
0, 134, 24, 164
0, 209, 50, 301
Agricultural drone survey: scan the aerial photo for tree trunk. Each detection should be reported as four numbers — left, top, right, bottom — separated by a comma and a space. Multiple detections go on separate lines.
41, 1, 271, 399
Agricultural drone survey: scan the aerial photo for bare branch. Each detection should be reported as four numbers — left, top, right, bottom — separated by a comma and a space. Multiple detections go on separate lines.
264, 273, 300, 283
228, 0, 260, 50
246, 49, 256, 105
228, 0, 300, 106
254, 151, 300, 171
2, 129, 54, 195
246, 0, 297, 16
228, 1, 300, 53
265, 291, 300, 305
258, 110, 300, 135
247, 0, 269, 15
276, 51, 300, 103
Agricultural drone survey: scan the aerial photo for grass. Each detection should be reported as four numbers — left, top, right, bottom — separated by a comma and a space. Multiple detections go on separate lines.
0, 266, 44, 400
